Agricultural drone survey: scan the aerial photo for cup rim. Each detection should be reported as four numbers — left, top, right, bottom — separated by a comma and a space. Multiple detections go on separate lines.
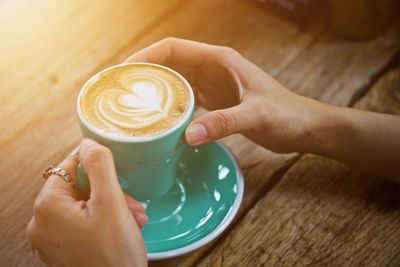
76, 62, 195, 143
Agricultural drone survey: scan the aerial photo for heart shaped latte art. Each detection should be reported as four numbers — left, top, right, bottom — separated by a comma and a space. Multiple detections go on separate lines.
81, 65, 189, 137
97, 73, 175, 129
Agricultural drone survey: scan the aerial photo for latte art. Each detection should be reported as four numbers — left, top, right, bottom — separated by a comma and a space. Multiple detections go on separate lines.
80, 64, 189, 137
97, 73, 174, 128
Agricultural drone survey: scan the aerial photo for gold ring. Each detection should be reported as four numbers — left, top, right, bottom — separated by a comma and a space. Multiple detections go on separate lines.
42, 166, 73, 184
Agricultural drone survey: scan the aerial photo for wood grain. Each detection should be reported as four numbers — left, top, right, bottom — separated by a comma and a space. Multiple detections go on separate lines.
0, 1, 183, 266
142, 0, 400, 265
0, 0, 399, 266
196, 68, 400, 266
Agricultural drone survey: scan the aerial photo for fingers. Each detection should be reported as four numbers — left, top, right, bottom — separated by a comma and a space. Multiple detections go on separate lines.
27, 219, 52, 266
125, 38, 244, 84
185, 103, 259, 145
78, 138, 124, 207
77, 139, 147, 225
49, 154, 79, 194
134, 212, 148, 229
36, 154, 80, 208
126, 38, 217, 71
125, 195, 147, 228
125, 195, 144, 213
26, 218, 38, 250
126, 38, 245, 111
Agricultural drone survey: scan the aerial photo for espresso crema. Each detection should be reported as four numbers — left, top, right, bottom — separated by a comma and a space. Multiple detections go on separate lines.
80, 64, 189, 137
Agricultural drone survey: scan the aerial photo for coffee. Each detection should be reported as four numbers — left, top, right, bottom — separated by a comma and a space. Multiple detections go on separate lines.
77, 63, 195, 200
80, 64, 189, 137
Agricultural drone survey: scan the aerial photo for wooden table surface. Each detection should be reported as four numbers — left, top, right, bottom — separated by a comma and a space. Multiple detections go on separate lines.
1, 1, 399, 266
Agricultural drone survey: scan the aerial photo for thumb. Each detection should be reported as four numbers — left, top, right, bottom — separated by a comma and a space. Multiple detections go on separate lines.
79, 138, 124, 207
185, 105, 253, 145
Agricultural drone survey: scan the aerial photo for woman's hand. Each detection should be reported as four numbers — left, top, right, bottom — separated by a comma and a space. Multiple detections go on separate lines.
27, 139, 148, 267
127, 38, 400, 180
126, 38, 318, 153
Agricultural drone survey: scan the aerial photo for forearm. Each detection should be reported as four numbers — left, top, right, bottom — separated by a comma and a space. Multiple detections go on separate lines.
304, 101, 400, 181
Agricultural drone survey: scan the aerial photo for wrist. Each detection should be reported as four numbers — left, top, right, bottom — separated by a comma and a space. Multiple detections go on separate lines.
301, 99, 352, 158
296, 98, 339, 155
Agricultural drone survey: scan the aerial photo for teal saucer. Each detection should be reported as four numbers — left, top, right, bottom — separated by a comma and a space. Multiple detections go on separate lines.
142, 141, 244, 260
74, 141, 243, 260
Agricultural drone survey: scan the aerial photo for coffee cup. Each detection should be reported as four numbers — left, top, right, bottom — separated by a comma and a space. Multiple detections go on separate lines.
76, 63, 194, 200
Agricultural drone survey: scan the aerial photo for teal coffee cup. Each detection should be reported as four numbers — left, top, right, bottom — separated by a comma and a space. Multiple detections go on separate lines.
76, 63, 194, 200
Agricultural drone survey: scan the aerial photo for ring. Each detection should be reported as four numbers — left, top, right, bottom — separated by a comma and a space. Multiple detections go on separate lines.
42, 166, 73, 184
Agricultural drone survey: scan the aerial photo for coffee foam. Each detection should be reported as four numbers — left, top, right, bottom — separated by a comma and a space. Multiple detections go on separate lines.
80, 64, 189, 137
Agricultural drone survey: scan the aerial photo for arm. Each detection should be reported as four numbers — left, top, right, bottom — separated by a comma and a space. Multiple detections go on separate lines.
304, 101, 400, 180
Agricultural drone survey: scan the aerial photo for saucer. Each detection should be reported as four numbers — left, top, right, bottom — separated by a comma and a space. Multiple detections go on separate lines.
141, 141, 244, 260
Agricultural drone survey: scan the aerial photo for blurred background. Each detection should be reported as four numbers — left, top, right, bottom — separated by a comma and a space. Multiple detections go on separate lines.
255, 0, 400, 40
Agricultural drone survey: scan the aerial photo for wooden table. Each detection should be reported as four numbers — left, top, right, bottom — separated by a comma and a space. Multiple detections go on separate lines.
1, 1, 399, 266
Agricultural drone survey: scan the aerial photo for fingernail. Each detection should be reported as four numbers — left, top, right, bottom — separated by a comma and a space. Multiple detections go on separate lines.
69, 146, 79, 156
135, 201, 145, 211
138, 213, 148, 224
186, 123, 208, 145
